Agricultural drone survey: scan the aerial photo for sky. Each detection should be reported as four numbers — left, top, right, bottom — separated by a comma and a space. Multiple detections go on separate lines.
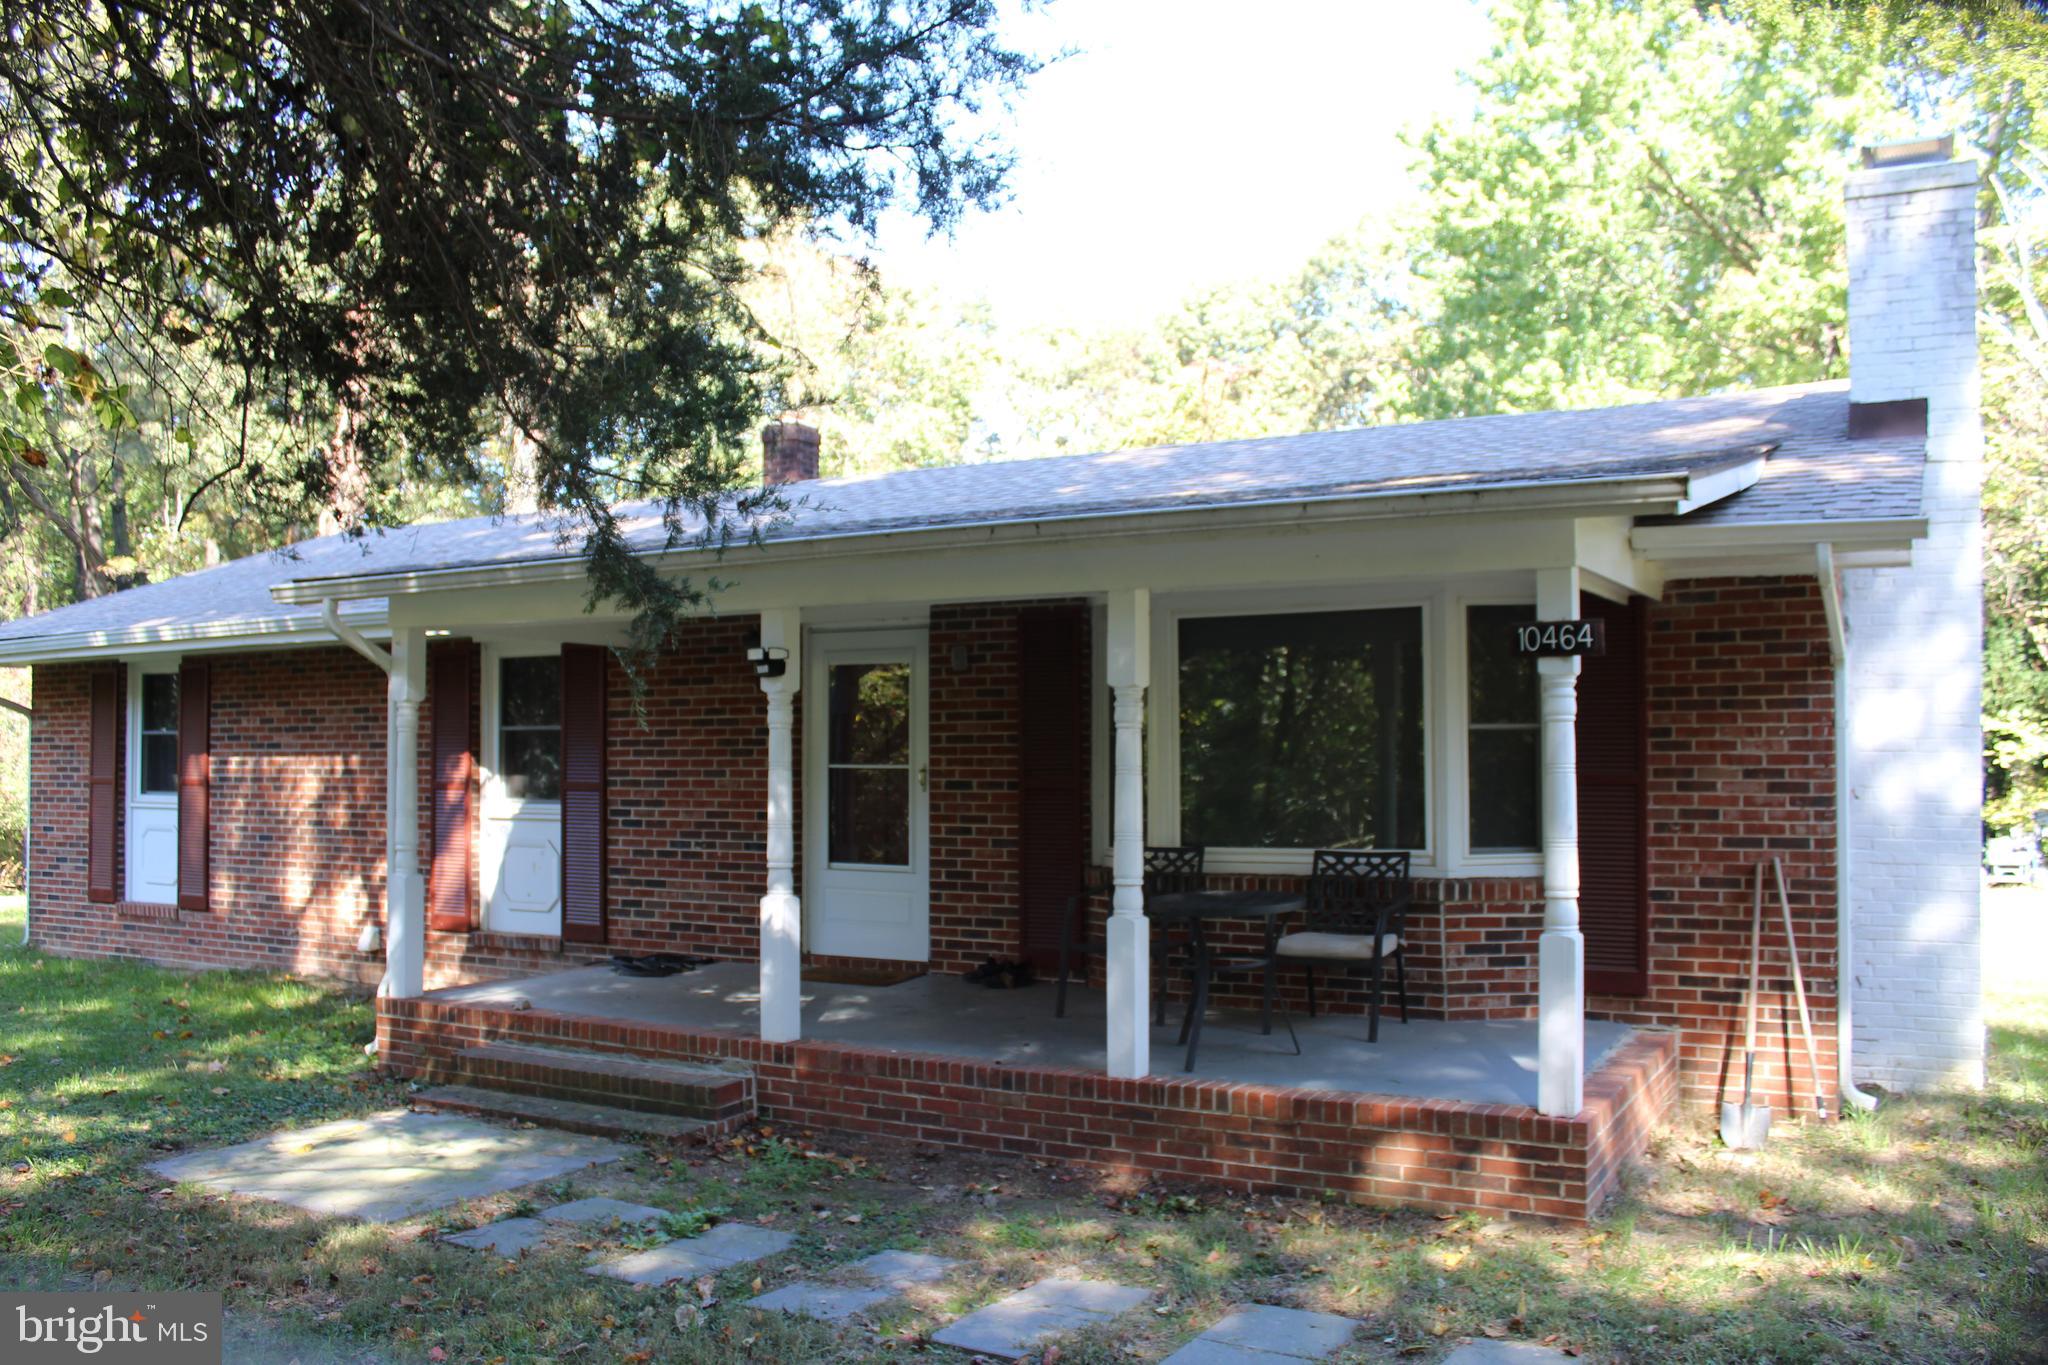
868, 0, 1496, 332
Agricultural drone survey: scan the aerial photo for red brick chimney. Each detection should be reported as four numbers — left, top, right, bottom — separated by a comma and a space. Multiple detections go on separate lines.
762, 421, 821, 485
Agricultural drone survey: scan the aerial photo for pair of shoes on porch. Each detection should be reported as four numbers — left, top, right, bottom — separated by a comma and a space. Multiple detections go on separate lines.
964, 958, 1036, 990
609, 952, 712, 978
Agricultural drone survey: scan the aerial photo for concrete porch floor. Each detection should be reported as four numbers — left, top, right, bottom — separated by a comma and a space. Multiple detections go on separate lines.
429, 963, 1635, 1108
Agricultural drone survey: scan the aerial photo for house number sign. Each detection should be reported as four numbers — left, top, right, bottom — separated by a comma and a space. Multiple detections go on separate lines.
1512, 619, 1605, 657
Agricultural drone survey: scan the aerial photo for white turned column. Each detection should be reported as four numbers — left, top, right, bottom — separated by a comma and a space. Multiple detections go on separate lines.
382, 626, 427, 999
1535, 568, 1584, 1117
1106, 589, 1151, 1078
757, 609, 803, 1043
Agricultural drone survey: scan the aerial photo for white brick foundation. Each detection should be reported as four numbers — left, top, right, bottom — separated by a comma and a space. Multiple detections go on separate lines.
1840, 154, 1986, 1092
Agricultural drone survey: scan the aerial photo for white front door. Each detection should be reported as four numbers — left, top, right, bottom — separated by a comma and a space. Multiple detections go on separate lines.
481, 650, 564, 937
126, 665, 180, 904
805, 629, 929, 961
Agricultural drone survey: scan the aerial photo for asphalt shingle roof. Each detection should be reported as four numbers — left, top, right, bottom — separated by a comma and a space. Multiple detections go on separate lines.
0, 379, 1921, 650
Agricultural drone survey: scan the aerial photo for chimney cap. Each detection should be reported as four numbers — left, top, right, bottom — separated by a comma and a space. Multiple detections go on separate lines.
1861, 133, 1955, 169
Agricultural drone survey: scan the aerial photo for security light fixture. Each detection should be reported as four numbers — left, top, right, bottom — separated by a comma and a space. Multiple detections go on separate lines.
746, 645, 789, 678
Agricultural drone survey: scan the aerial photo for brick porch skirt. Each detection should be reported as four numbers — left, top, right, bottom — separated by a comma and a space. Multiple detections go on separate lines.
377, 996, 1678, 1223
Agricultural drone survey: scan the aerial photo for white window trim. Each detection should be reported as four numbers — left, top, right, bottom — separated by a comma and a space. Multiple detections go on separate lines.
1134, 579, 1547, 880
1147, 585, 1438, 877
1447, 592, 1544, 876
126, 656, 181, 808
479, 643, 563, 819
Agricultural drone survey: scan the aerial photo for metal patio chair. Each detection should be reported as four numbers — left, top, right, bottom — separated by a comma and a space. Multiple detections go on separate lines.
1053, 845, 1205, 1020
1275, 848, 1413, 1042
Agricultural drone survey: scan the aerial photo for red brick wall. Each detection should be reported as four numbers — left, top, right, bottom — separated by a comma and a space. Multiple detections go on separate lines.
378, 992, 1678, 1223
30, 650, 391, 983
28, 579, 1839, 1122
1605, 576, 1839, 1116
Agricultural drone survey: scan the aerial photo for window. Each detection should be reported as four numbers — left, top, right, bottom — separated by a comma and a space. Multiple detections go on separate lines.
1466, 604, 1539, 852
826, 662, 911, 865
1178, 608, 1425, 850
138, 673, 179, 794
499, 656, 561, 800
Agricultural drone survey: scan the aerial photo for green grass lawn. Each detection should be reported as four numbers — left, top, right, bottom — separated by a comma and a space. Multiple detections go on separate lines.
1, 901, 2043, 1363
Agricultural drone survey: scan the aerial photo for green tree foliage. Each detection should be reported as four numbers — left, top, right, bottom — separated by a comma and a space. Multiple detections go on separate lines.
0, 0, 1035, 657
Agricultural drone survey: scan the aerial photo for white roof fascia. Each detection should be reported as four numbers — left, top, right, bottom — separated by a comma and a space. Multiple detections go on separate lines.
270, 468, 1731, 607
0, 604, 392, 667
1668, 454, 1766, 514
1632, 516, 1927, 560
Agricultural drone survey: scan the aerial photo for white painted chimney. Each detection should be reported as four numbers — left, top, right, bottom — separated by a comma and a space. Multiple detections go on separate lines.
1839, 136, 1986, 1094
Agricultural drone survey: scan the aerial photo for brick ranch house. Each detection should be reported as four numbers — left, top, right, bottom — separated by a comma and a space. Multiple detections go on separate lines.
0, 145, 1985, 1221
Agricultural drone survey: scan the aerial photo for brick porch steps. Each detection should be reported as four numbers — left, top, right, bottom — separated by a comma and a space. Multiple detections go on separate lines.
410, 1085, 722, 1143
448, 1041, 756, 1123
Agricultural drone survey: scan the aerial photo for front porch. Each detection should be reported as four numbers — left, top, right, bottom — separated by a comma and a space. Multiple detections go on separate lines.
379, 965, 1680, 1222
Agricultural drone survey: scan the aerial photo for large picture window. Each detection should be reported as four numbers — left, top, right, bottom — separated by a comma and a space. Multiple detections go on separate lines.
1178, 608, 1425, 850
1466, 604, 1539, 852
499, 656, 561, 800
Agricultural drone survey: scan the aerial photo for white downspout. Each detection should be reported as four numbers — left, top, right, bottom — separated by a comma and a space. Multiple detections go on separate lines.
2, 694, 30, 947
1816, 545, 1878, 1114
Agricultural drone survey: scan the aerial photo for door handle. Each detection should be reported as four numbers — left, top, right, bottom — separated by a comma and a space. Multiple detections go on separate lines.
918, 764, 928, 792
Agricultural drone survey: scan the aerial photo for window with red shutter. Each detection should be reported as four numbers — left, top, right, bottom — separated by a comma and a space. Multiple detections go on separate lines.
428, 642, 477, 933
176, 660, 210, 910
1577, 593, 1650, 996
559, 644, 608, 944
1017, 607, 1086, 968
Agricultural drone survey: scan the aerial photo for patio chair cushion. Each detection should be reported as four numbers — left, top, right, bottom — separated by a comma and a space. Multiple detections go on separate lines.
1275, 931, 1400, 961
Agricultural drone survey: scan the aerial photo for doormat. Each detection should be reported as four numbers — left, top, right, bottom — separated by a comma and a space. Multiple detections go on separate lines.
801, 965, 925, 987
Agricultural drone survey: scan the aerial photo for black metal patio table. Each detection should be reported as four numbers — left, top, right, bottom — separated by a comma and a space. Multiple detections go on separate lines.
1148, 888, 1306, 1072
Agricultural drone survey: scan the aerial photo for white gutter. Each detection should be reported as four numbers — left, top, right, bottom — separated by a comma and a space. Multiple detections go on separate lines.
270, 460, 1765, 607
0, 603, 393, 667
1816, 543, 1878, 1114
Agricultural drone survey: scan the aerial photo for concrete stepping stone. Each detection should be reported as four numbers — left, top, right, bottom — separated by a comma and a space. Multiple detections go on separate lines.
847, 1249, 962, 1288
1163, 1304, 1359, 1363
441, 1217, 550, 1258
1441, 1343, 1571, 1364
540, 1197, 669, 1227
147, 1110, 626, 1223
932, 1278, 1151, 1360
747, 1282, 896, 1321
587, 1222, 795, 1286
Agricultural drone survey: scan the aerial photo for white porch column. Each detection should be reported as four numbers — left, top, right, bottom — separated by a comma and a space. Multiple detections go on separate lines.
1106, 588, 1151, 1079
757, 608, 804, 1044
381, 626, 427, 999
1535, 568, 1584, 1116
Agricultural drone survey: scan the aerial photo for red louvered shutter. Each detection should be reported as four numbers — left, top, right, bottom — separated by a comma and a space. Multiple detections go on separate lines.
1577, 593, 1649, 996
87, 666, 120, 904
176, 660, 211, 910
428, 642, 476, 933
1017, 607, 1087, 968
559, 644, 608, 944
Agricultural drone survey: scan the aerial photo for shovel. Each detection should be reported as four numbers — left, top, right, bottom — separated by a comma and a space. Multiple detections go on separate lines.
1720, 863, 1772, 1150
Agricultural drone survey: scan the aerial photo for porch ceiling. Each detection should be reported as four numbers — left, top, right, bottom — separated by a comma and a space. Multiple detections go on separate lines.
427, 963, 1637, 1109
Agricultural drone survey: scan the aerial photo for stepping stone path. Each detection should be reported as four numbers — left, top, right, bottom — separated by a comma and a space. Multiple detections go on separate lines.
539, 1197, 668, 1227
932, 1279, 1152, 1360
1162, 1304, 1359, 1364
745, 1249, 965, 1322
746, 1283, 896, 1322
587, 1222, 796, 1286
148, 1111, 625, 1223
441, 1217, 551, 1258
1441, 1343, 1572, 1364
